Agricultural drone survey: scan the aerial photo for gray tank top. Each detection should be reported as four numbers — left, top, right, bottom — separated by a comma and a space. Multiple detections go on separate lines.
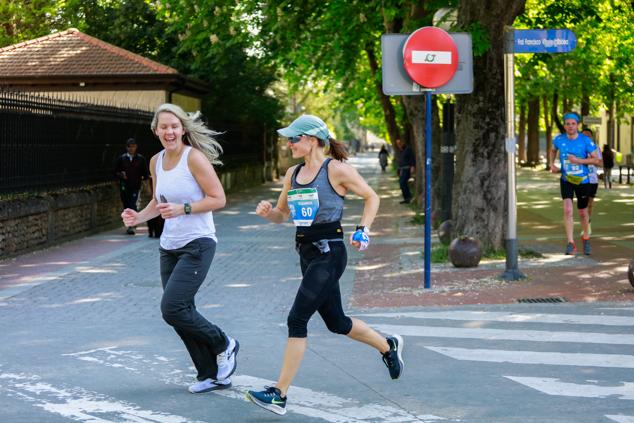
291, 158, 344, 224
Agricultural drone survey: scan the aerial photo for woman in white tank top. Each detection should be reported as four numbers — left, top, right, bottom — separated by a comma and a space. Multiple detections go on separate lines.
121, 103, 240, 394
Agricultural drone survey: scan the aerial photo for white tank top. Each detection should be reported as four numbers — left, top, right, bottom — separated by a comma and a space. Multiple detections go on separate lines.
155, 146, 217, 249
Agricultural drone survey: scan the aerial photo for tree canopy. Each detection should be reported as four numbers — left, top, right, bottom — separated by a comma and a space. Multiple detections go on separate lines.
2, 0, 632, 249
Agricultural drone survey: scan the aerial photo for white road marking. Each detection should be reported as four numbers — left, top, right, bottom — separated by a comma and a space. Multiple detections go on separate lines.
606, 415, 634, 423
426, 346, 634, 368
0, 372, 204, 423
62, 347, 453, 423
358, 311, 634, 326
369, 323, 634, 345
504, 376, 634, 400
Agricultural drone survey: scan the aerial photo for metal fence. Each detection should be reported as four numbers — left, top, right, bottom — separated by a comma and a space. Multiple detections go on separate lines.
0, 90, 156, 195
0, 91, 267, 195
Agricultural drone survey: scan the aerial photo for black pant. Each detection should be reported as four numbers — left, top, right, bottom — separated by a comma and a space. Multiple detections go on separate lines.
287, 241, 352, 338
399, 168, 412, 201
120, 188, 140, 211
159, 238, 228, 380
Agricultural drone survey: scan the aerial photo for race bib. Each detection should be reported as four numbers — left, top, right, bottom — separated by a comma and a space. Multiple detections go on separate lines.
288, 188, 319, 226
562, 158, 585, 185
563, 158, 583, 175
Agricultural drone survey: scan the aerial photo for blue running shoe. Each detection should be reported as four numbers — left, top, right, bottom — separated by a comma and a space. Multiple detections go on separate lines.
565, 242, 576, 255
246, 386, 287, 415
582, 237, 591, 255
383, 334, 404, 379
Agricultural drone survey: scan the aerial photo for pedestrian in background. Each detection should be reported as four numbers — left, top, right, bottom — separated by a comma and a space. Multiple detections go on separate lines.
115, 138, 149, 234
247, 114, 404, 416
581, 128, 602, 236
602, 144, 615, 190
396, 138, 415, 204
378, 143, 390, 172
121, 103, 239, 394
549, 112, 600, 255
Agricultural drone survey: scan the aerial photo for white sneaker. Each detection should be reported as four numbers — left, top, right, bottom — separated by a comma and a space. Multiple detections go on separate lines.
216, 337, 239, 380
188, 377, 231, 393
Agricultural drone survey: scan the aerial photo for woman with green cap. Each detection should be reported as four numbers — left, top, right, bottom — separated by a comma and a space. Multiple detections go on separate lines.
246, 114, 404, 416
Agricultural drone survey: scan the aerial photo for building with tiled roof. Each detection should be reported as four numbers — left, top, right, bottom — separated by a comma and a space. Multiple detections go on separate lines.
0, 28, 208, 111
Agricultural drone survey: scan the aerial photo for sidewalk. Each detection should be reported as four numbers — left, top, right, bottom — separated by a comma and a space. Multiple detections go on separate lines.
1, 153, 633, 307
351, 161, 634, 308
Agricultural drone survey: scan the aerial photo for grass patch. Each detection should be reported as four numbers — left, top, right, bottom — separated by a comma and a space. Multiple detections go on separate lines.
519, 247, 544, 258
431, 244, 449, 263
428, 245, 544, 264
410, 212, 425, 225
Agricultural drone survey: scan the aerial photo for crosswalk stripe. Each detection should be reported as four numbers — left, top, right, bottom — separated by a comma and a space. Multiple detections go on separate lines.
0, 372, 204, 423
62, 347, 450, 423
426, 346, 634, 368
606, 415, 634, 423
504, 376, 634, 400
358, 311, 634, 326
370, 323, 634, 345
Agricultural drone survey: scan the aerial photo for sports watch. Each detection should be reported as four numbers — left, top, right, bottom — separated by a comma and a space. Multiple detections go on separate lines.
183, 203, 192, 215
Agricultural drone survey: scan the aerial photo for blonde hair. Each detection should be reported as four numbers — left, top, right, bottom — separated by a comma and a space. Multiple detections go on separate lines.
151, 103, 223, 165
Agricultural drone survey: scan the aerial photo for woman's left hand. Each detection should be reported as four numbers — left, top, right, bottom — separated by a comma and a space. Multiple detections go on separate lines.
350, 228, 370, 251
156, 202, 183, 219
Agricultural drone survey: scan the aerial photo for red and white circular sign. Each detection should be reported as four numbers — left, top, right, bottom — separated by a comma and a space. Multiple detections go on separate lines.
403, 26, 458, 88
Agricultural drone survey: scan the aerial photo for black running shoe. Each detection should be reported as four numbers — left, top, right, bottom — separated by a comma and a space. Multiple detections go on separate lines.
382, 334, 404, 379
246, 386, 287, 415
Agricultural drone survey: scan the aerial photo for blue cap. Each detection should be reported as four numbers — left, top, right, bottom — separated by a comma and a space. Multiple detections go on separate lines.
277, 115, 332, 144
563, 112, 580, 122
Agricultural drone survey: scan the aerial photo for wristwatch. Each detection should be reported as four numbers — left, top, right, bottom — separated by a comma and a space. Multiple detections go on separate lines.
183, 203, 192, 215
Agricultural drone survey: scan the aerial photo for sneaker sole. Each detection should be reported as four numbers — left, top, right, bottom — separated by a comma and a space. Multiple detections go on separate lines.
392, 334, 405, 379
217, 339, 240, 381
246, 391, 287, 415
188, 381, 232, 394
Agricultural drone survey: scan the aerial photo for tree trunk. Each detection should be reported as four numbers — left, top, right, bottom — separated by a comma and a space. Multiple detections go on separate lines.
562, 97, 570, 114
581, 92, 590, 122
454, 0, 526, 251
431, 99, 442, 218
401, 95, 425, 206
542, 95, 552, 168
365, 45, 401, 145
527, 97, 540, 165
552, 91, 563, 134
518, 101, 526, 163
607, 74, 616, 149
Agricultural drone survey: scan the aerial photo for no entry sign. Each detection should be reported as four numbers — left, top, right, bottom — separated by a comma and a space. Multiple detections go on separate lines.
403, 27, 458, 88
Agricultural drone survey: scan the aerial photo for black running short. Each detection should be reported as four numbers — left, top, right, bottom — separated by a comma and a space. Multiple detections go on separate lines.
560, 179, 591, 209
588, 183, 598, 198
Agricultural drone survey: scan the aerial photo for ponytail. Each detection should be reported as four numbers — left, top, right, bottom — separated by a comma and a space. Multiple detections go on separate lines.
319, 137, 349, 161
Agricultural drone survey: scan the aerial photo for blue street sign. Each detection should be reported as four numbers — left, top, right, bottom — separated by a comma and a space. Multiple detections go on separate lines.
513, 29, 576, 53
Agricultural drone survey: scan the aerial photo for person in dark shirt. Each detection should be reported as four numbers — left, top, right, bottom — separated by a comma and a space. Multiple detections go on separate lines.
115, 138, 149, 234
396, 138, 415, 204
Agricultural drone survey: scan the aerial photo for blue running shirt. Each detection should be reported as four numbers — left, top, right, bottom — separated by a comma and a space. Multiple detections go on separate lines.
553, 133, 597, 184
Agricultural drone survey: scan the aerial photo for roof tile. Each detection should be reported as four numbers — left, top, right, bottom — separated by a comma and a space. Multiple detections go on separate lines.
0, 28, 179, 77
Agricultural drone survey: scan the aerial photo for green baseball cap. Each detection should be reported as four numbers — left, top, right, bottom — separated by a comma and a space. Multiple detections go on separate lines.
277, 114, 332, 144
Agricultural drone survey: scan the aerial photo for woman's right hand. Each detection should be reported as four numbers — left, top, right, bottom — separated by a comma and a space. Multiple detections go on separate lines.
121, 209, 139, 227
255, 200, 273, 217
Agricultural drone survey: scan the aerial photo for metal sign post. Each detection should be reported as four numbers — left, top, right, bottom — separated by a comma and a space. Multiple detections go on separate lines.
502, 29, 524, 281
401, 27, 462, 289
501, 27, 577, 281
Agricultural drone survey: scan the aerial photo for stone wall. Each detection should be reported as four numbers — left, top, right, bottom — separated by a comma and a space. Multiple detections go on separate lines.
0, 161, 272, 259
0, 184, 121, 258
